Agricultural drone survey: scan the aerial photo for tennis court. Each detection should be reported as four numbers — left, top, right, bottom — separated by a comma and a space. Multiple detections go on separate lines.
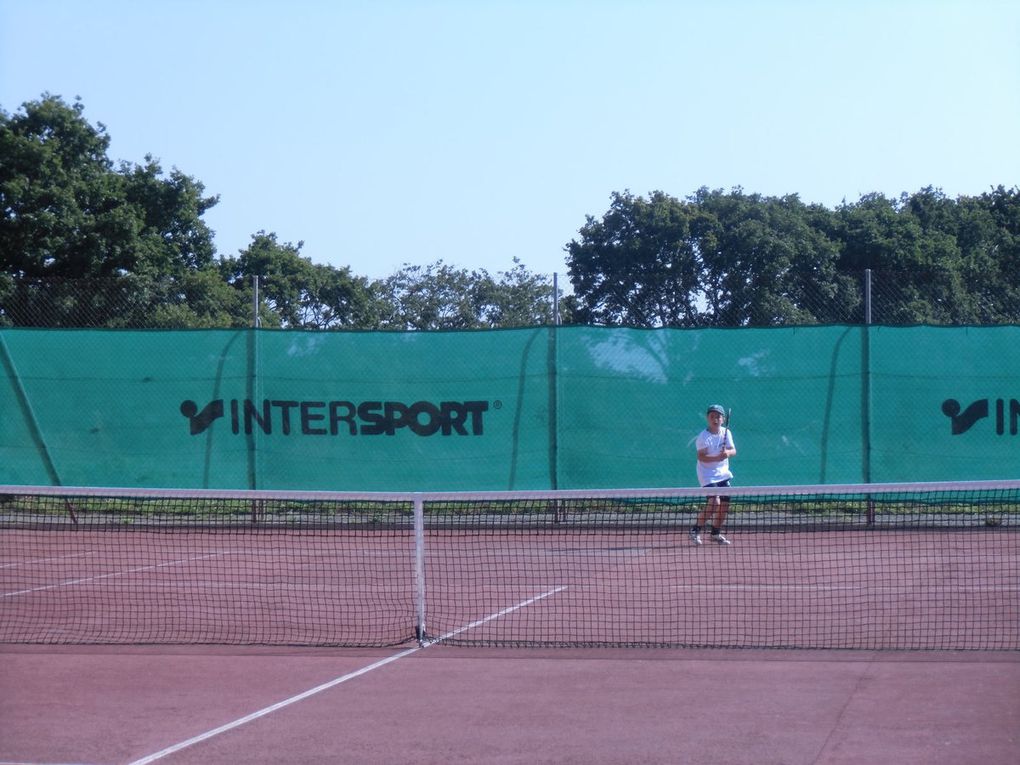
3, 643, 1020, 763
9, 528, 1014, 649
3, 483, 1019, 763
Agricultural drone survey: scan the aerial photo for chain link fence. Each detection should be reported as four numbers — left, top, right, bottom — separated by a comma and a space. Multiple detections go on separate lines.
1, 271, 1018, 329
0, 274, 252, 330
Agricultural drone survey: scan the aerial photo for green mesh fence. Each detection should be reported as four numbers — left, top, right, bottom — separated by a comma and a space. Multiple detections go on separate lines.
1, 325, 1018, 490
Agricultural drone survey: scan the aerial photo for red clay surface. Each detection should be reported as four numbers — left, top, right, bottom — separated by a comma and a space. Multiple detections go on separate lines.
6, 527, 1017, 650
2, 644, 1018, 765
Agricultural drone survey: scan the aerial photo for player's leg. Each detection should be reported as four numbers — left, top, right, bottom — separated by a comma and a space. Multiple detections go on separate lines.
690, 496, 716, 545
710, 497, 731, 545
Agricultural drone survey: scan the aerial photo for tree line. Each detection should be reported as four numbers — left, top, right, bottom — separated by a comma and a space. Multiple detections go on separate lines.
3, 94, 1018, 329
568, 186, 1020, 326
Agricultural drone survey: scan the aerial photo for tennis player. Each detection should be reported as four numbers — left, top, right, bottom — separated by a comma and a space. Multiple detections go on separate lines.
690, 404, 735, 545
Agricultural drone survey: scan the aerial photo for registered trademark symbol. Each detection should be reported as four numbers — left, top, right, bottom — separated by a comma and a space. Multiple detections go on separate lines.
493, 400, 502, 409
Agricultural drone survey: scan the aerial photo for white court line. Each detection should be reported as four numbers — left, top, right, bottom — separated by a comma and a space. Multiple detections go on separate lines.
422, 585, 569, 644
125, 648, 420, 765
0, 551, 97, 569
125, 585, 568, 765
0, 553, 230, 598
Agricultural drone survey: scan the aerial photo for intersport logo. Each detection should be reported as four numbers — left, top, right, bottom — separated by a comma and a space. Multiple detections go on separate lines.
941, 398, 1020, 435
180, 398, 491, 437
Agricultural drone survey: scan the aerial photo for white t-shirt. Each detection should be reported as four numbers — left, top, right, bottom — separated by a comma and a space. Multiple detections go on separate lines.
695, 428, 734, 487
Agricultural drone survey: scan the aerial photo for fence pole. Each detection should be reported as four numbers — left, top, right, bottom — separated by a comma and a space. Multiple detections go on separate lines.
864, 270, 875, 525
552, 272, 560, 326
864, 268, 872, 325
252, 275, 261, 328
552, 274, 561, 519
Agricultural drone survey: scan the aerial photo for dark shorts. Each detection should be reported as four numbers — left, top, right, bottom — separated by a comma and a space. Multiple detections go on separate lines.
703, 479, 731, 501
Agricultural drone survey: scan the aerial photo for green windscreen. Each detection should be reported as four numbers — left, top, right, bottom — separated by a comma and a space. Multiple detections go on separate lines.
1, 325, 1016, 490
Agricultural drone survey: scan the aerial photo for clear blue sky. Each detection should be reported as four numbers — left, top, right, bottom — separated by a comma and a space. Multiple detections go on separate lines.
2, 0, 1018, 281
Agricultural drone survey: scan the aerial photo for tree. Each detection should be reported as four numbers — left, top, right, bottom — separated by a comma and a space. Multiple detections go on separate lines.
963, 186, 1020, 323
694, 188, 855, 326
223, 232, 380, 329
1, 94, 117, 278
0, 94, 222, 326
565, 191, 706, 327
6, 93, 1015, 330
834, 189, 980, 324
145, 267, 250, 328
566, 189, 854, 327
377, 259, 559, 330
377, 261, 489, 330
472, 259, 560, 327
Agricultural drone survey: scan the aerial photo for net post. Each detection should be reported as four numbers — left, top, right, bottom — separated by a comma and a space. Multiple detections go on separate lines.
413, 495, 427, 645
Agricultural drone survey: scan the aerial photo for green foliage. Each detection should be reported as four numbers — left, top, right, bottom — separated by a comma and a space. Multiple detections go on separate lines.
221, 232, 381, 329
378, 258, 556, 330
479, 259, 561, 327
1, 95, 218, 282
1, 94, 227, 327
566, 186, 1020, 327
0, 95, 558, 330
695, 188, 854, 326
3, 94, 1018, 330
566, 191, 705, 326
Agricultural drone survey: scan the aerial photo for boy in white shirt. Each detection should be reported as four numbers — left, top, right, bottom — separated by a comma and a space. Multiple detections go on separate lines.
690, 404, 735, 545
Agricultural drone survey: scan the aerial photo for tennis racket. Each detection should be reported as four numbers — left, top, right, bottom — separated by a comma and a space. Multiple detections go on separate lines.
721, 408, 731, 454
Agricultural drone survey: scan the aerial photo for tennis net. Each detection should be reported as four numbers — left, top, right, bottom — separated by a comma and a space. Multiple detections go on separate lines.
1, 481, 1018, 650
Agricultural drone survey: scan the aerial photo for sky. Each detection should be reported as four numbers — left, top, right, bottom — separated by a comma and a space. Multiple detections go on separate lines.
2, 0, 1018, 282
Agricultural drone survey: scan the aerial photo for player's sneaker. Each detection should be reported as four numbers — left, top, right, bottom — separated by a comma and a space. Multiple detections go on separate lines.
712, 533, 731, 545
688, 529, 702, 546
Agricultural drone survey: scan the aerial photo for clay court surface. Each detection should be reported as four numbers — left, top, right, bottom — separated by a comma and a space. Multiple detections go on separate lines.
2, 644, 1018, 765
3, 503, 1019, 763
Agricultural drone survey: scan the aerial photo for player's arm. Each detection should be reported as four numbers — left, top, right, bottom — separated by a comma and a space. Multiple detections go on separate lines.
698, 441, 735, 462
725, 434, 736, 458
697, 446, 725, 463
